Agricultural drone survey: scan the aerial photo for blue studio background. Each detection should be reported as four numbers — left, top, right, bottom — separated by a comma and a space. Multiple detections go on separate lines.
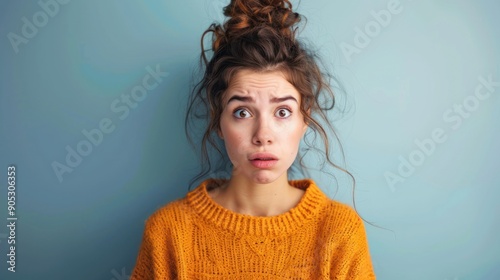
0, 0, 499, 279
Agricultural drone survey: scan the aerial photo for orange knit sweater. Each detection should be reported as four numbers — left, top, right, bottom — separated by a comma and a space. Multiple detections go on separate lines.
131, 179, 376, 279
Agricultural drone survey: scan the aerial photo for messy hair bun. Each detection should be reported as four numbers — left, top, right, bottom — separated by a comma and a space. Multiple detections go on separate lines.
210, 0, 300, 52
186, 0, 358, 219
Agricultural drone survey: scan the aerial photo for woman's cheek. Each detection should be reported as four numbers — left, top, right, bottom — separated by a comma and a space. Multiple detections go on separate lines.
226, 136, 246, 167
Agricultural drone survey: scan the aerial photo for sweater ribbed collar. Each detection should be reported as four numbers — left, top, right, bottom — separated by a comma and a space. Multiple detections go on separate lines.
187, 178, 328, 236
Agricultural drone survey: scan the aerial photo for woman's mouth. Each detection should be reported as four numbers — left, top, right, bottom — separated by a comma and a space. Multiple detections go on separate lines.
250, 159, 278, 168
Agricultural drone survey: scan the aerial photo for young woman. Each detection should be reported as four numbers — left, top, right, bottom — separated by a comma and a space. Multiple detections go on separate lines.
131, 0, 376, 279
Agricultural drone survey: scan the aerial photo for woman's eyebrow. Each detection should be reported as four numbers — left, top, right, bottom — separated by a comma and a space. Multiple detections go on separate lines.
226, 95, 298, 105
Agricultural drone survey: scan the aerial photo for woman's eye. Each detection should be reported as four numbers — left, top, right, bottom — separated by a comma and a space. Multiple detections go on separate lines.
233, 109, 251, 119
275, 108, 292, 118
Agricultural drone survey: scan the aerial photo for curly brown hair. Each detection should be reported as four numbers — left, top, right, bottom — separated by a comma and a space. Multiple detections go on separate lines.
185, 0, 355, 201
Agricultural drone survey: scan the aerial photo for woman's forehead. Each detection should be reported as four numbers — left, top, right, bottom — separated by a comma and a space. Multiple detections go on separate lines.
225, 70, 300, 99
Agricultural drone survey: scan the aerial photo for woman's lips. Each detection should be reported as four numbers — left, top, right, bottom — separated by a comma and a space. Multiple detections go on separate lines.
249, 153, 278, 161
250, 159, 278, 169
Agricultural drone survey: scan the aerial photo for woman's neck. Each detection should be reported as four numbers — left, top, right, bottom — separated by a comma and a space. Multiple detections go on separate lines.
208, 173, 305, 217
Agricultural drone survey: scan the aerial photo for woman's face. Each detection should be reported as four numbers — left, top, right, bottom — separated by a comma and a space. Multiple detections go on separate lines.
219, 69, 308, 185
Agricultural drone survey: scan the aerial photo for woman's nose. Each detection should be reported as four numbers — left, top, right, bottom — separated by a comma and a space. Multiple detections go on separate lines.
252, 117, 274, 145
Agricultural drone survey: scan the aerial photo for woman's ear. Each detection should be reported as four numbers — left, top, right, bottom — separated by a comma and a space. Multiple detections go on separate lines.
217, 129, 224, 140
302, 122, 308, 136
302, 109, 311, 133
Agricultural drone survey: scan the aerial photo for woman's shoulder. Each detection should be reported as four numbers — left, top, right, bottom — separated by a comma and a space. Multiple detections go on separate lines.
141, 197, 192, 230
292, 179, 364, 228
323, 199, 358, 215
305, 180, 361, 222
319, 198, 365, 232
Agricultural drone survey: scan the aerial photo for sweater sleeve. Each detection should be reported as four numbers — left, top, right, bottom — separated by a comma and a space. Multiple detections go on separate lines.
130, 212, 175, 280
330, 207, 376, 279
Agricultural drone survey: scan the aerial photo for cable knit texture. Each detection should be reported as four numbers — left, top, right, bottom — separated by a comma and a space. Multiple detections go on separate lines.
131, 179, 376, 279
